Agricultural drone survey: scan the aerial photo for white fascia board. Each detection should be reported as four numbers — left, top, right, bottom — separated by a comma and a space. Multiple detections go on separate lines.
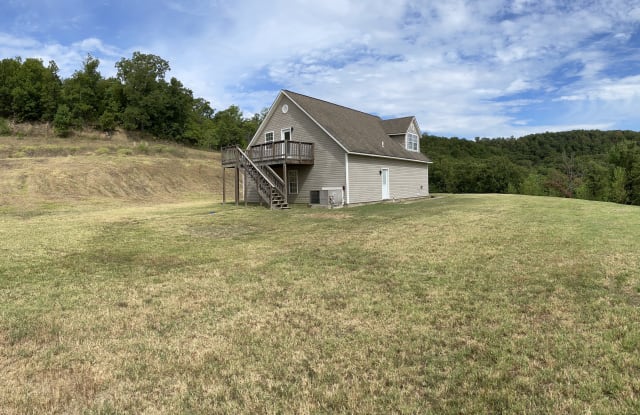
412, 117, 421, 136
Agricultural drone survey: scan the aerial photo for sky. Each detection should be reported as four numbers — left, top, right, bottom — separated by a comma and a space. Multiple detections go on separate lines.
1, 0, 640, 138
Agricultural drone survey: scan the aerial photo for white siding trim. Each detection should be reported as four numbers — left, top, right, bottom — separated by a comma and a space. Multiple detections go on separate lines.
345, 153, 350, 205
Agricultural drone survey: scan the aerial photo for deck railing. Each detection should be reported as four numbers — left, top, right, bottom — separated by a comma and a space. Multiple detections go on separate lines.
248, 141, 314, 164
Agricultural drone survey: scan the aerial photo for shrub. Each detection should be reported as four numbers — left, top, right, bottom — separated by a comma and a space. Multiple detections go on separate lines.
134, 142, 150, 154
0, 118, 11, 135
98, 110, 117, 133
53, 105, 73, 137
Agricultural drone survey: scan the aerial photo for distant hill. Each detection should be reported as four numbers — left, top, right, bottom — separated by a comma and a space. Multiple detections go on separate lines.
0, 124, 223, 207
422, 129, 640, 205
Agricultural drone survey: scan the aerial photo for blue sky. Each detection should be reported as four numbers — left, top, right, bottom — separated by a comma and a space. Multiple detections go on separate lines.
1, 0, 640, 138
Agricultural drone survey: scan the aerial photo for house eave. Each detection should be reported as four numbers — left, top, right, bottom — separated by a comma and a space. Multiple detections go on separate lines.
347, 151, 432, 164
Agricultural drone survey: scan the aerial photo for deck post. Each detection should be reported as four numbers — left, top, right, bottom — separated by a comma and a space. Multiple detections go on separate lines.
283, 162, 288, 205
244, 169, 247, 206
234, 166, 240, 206
222, 167, 226, 204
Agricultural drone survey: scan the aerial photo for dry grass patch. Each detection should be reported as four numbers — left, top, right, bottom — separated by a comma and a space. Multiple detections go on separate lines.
1, 195, 639, 413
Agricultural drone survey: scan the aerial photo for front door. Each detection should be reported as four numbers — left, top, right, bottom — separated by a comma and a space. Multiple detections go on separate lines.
381, 168, 390, 199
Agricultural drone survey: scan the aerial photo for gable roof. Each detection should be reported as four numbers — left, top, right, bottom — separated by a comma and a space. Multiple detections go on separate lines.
282, 90, 430, 163
381, 116, 416, 136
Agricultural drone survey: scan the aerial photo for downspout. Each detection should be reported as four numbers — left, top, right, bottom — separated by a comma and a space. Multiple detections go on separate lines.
426, 165, 430, 196
344, 153, 350, 205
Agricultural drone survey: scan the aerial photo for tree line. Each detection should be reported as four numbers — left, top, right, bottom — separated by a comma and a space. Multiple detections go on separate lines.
0, 53, 263, 148
422, 130, 640, 206
3, 53, 639, 206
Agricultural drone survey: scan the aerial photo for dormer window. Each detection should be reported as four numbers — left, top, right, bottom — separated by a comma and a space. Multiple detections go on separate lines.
406, 132, 419, 152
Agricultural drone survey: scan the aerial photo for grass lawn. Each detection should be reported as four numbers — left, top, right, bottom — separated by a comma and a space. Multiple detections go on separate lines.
1, 194, 639, 413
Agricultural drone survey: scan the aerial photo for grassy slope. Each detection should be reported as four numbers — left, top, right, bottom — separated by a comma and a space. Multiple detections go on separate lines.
0, 128, 221, 207
0, 189, 639, 413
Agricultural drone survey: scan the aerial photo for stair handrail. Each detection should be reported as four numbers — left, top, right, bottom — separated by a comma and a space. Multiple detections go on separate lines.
235, 146, 279, 208
260, 165, 286, 198
235, 147, 274, 188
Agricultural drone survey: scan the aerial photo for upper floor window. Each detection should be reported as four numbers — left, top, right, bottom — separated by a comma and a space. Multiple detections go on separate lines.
406, 132, 419, 152
265, 131, 274, 143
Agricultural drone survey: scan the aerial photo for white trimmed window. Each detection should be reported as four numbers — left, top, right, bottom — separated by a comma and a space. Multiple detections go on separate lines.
406, 132, 419, 151
288, 170, 298, 194
265, 131, 274, 143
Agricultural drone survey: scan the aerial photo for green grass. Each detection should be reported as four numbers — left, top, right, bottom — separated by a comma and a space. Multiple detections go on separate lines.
1, 194, 639, 413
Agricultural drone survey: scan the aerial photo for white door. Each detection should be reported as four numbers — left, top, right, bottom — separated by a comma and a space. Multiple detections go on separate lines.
381, 168, 390, 199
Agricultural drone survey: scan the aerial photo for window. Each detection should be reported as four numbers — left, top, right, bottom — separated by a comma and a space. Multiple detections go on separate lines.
288, 170, 298, 194
406, 132, 419, 151
281, 128, 291, 141
265, 131, 274, 143
310, 190, 320, 204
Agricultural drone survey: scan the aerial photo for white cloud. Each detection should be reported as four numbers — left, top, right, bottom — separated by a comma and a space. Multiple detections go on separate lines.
557, 75, 640, 101
0, 32, 123, 78
2, 0, 640, 137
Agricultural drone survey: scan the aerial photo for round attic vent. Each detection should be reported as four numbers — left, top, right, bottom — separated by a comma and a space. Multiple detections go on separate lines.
282, 104, 288, 113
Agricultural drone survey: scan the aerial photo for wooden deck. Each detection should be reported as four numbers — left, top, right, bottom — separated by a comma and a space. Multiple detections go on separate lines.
222, 141, 314, 167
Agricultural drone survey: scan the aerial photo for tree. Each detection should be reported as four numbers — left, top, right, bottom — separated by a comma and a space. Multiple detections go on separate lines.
212, 105, 250, 148
0, 58, 21, 117
61, 54, 103, 126
184, 97, 216, 147
115, 52, 170, 132
53, 104, 72, 137
608, 167, 628, 204
11, 58, 61, 122
520, 173, 546, 196
609, 141, 640, 204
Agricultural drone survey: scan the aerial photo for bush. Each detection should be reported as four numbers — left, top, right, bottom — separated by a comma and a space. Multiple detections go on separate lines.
98, 110, 117, 133
53, 105, 73, 137
0, 118, 11, 135
134, 142, 150, 154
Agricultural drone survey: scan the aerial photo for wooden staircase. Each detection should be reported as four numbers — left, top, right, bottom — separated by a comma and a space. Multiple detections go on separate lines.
223, 146, 288, 209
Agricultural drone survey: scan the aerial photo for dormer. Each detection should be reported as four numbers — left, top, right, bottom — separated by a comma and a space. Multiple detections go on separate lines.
381, 116, 421, 153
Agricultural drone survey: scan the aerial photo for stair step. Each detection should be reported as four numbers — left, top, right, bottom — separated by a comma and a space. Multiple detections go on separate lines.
235, 147, 288, 209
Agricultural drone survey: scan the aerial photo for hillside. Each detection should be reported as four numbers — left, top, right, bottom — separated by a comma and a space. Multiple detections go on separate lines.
423, 130, 640, 204
1, 193, 639, 413
0, 125, 223, 207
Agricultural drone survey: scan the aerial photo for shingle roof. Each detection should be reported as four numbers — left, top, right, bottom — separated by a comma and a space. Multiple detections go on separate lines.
381, 116, 415, 136
283, 90, 430, 163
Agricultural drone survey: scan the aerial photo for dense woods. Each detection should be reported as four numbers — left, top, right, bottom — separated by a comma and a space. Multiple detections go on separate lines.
0, 53, 262, 148
2, 53, 640, 206
423, 130, 640, 206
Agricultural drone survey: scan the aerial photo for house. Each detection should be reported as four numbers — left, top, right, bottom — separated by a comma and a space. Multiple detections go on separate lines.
221, 90, 431, 208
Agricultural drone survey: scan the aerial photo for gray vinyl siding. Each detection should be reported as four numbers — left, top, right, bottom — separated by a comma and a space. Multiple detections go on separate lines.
246, 95, 346, 204
347, 154, 429, 204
